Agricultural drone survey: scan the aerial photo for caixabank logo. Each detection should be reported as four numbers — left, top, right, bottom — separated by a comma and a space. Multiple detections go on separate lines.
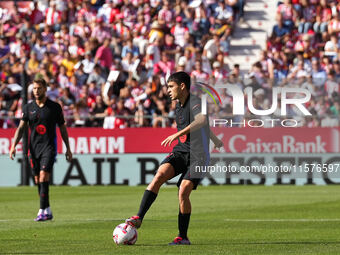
195, 82, 312, 128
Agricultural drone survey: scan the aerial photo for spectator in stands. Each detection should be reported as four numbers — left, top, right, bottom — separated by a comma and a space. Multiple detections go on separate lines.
30, 1, 44, 25
90, 95, 107, 127
77, 1, 96, 24
325, 69, 339, 98
154, 52, 175, 76
26, 51, 39, 78
313, 0, 332, 34
46, 79, 60, 102
158, 0, 173, 26
94, 38, 113, 74
87, 64, 105, 87
0, 37, 10, 64
311, 58, 327, 87
191, 60, 209, 84
277, 0, 296, 31
121, 39, 140, 59
215, 0, 234, 25
334, 60, 340, 81
79, 51, 95, 74
61, 51, 76, 78
271, 14, 290, 40
0, 0, 337, 128
32, 36, 46, 61
297, 0, 316, 34
91, 17, 112, 44
171, 16, 188, 48
44, 1, 62, 31
328, 12, 340, 34
324, 33, 339, 59
203, 34, 221, 61
212, 61, 228, 85
163, 34, 180, 60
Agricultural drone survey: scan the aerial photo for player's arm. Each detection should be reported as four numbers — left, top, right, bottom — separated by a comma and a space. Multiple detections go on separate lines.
59, 124, 72, 162
9, 120, 28, 160
209, 129, 223, 149
161, 113, 207, 147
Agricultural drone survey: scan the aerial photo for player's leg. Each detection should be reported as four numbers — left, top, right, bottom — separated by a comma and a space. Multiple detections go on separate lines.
39, 170, 52, 219
126, 163, 175, 228
178, 180, 193, 238
31, 157, 45, 221
35, 170, 50, 221
169, 180, 193, 245
147, 163, 175, 194
33, 175, 43, 218
178, 179, 193, 214
170, 155, 205, 245
138, 163, 175, 217
30, 156, 40, 196
36, 155, 54, 221
34, 175, 40, 195
34, 171, 46, 222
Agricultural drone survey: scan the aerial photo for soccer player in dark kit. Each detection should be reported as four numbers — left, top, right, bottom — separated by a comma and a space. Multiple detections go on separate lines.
125, 71, 223, 245
9, 78, 72, 221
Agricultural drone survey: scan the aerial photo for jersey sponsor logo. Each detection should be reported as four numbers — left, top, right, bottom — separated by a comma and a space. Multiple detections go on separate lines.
30, 110, 36, 114
179, 134, 187, 143
36, 124, 47, 135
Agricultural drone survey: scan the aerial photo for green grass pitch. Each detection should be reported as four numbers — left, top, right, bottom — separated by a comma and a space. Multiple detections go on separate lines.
1, 185, 340, 254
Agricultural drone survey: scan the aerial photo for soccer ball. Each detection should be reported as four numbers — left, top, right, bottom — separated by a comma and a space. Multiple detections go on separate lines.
113, 223, 138, 245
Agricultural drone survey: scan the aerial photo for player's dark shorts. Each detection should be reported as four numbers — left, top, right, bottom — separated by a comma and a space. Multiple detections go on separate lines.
29, 152, 56, 176
160, 151, 209, 190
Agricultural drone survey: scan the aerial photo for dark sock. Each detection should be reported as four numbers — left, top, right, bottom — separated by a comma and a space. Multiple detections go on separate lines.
37, 183, 40, 196
178, 212, 191, 239
39, 182, 49, 210
45, 182, 50, 208
137, 190, 157, 220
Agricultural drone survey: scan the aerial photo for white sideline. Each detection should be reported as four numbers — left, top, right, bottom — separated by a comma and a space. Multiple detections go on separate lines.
0, 218, 122, 222
2, 218, 340, 223
224, 219, 340, 222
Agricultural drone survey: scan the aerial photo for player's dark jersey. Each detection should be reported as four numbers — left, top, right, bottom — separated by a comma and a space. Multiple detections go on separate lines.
22, 98, 65, 158
173, 94, 210, 160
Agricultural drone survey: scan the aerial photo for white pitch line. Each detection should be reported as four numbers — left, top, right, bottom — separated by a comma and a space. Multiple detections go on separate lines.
223, 219, 340, 222
0, 218, 123, 222
2, 218, 340, 223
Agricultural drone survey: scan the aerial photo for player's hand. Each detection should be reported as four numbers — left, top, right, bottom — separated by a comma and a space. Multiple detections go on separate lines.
214, 139, 224, 150
161, 134, 179, 147
9, 146, 16, 160
65, 149, 72, 162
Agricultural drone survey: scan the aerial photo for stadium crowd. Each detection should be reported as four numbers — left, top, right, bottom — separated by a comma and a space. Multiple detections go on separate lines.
0, 0, 338, 129
245, 0, 340, 127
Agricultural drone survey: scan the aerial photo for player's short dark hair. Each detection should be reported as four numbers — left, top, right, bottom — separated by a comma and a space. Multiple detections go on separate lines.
167, 71, 191, 90
33, 78, 48, 88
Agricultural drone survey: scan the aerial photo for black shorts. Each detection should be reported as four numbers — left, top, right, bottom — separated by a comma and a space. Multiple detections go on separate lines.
29, 153, 56, 176
160, 151, 209, 190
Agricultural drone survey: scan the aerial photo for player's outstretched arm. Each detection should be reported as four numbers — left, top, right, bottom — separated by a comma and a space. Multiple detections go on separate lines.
59, 124, 72, 162
9, 120, 28, 160
161, 113, 207, 147
209, 130, 224, 149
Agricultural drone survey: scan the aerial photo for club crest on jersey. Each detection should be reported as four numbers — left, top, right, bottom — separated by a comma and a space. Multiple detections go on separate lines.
179, 134, 187, 143
36, 124, 46, 135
